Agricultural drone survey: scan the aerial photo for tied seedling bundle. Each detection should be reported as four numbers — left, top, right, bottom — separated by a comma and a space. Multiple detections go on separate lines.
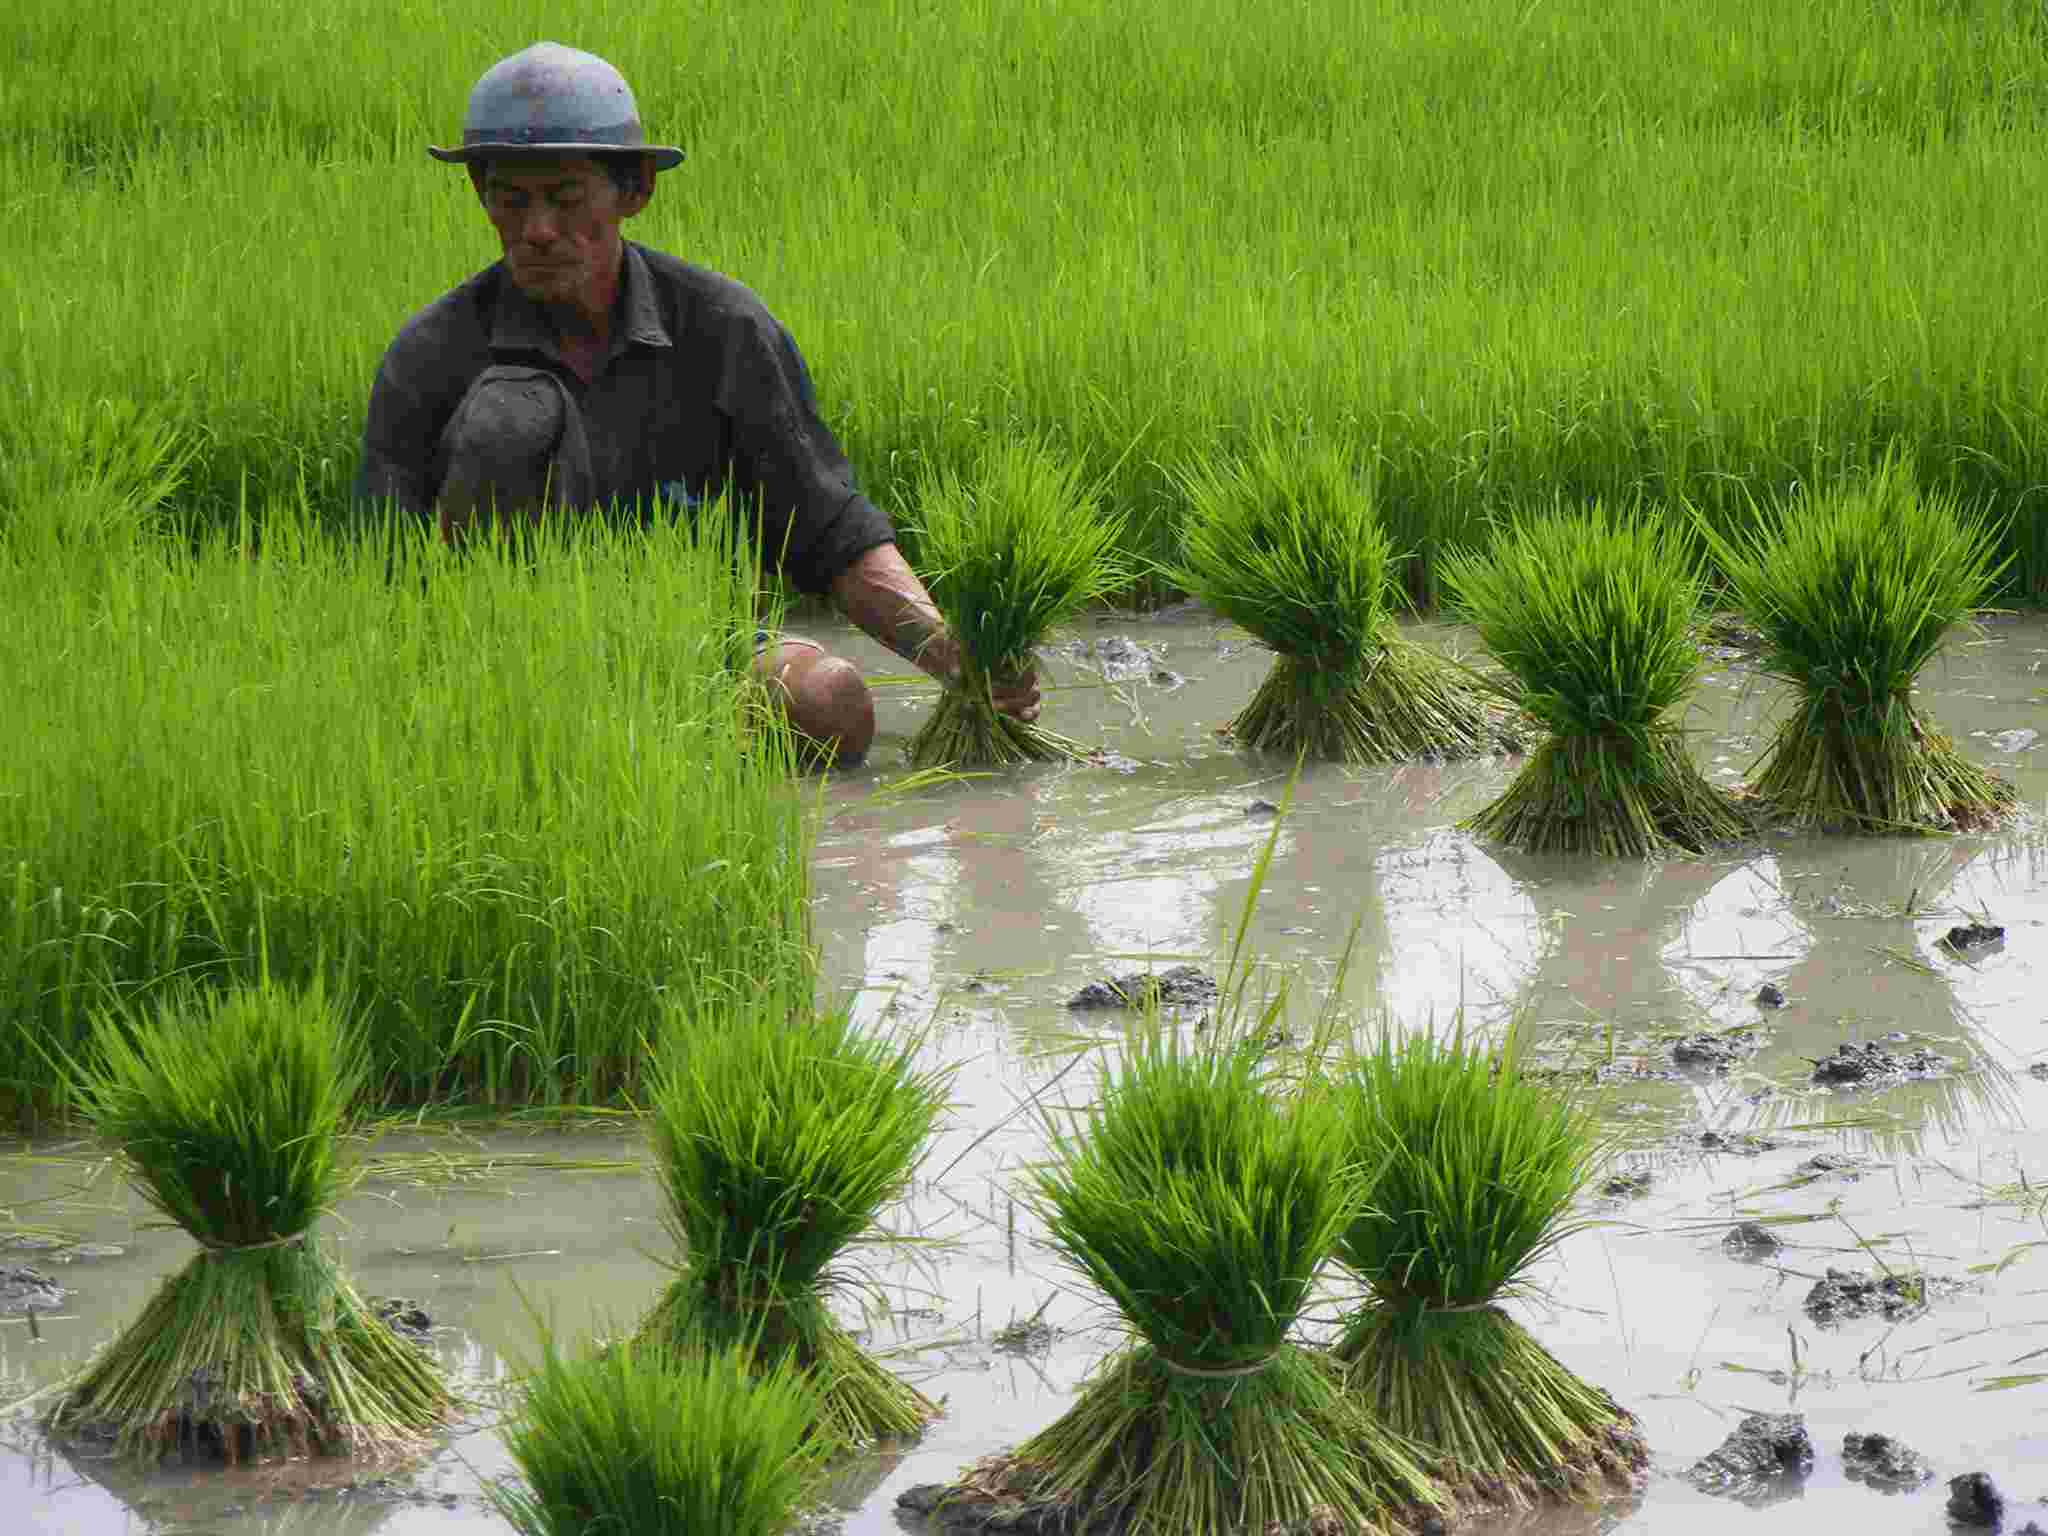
1168, 432, 1512, 761
638, 991, 949, 1443
48, 980, 451, 1460
1331, 1025, 1646, 1507
492, 1329, 831, 1536
936, 1025, 1446, 1535
903, 436, 1128, 766
1442, 502, 1747, 856
1695, 458, 2015, 833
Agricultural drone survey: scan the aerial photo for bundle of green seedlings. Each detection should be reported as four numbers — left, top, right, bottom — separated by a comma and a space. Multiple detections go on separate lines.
935, 1023, 1447, 1535
491, 1328, 832, 1536
1441, 500, 1748, 856
48, 978, 452, 1460
902, 435, 1128, 766
1329, 1023, 1646, 1510
1695, 457, 2015, 833
638, 987, 950, 1443
1167, 431, 1513, 760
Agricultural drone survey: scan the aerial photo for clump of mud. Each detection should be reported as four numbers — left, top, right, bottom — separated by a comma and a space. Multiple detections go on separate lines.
1066, 964, 1218, 1011
1938, 923, 2006, 955
370, 1297, 434, 1346
1803, 1267, 1958, 1326
0, 1264, 67, 1313
1755, 982, 1787, 1009
2029, 1062, 2048, 1083
1947, 1471, 2007, 1528
1687, 1411, 1814, 1506
1598, 1170, 1654, 1199
1696, 1130, 1781, 1156
1841, 1431, 1933, 1491
1810, 1040, 1950, 1087
1671, 1028, 1761, 1074
1721, 1222, 1783, 1261
1042, 634, 1180, 689
1796, 1151, 1871, 1180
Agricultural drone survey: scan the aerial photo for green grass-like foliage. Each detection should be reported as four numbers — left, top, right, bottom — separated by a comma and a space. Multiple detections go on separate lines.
49, 979, 452, 1459
1442, 501, 1747, 855
1167, 433, 1510, 760
954, 1026, 1445, 1535
1697, 458, 2016, 832
639, 991, 948, 1443
903, 436, 1128, 766
1332, 1025, 1643, 1503
491, 1332, 831, 1536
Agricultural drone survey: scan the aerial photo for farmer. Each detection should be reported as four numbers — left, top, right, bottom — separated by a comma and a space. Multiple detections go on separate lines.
356, 41, 1036, 764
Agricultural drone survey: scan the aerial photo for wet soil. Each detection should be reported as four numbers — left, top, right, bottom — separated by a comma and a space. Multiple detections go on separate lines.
3, 609, 2047, 1536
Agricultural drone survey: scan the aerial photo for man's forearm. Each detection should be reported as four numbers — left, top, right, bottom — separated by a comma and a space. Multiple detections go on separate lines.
831, 543, 956, 679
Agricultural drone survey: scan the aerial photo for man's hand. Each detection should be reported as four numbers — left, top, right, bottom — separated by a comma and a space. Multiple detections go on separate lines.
830, 543, 1041, 722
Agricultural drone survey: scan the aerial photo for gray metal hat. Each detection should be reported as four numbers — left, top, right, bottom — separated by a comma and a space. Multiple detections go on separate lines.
429, 42, 684, 170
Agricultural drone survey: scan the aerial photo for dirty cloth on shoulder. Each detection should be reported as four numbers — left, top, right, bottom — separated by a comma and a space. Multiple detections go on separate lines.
353, 241, 895, 595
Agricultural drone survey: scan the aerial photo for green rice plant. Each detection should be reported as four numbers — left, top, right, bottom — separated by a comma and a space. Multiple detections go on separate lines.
1441, 501, 1749, 856
939, 1024, 1447, 1536
1166, 431, 1515, 760
47, 978, 453, 1460
637, 987, 949, 1443
0, 499, 814, 1125
1695, 457, 2016, 833
901, 436, 1128, 767
1330, 1022, 1645, 1506
491, 1328, 832, 1536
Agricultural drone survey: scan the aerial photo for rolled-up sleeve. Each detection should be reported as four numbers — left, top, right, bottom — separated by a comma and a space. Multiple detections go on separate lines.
716, 311, 896, 595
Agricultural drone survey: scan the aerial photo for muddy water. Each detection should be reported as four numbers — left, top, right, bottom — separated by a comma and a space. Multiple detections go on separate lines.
4, 609, 2046, 1536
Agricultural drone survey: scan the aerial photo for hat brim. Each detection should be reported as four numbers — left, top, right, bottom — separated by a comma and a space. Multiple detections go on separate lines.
429, 142, 684, 170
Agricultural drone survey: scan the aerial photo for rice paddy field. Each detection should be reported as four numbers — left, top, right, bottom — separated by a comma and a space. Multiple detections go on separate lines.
7, 0, 2048, 595
7, 0, 2048, 1532
6, 611, 2047, 1535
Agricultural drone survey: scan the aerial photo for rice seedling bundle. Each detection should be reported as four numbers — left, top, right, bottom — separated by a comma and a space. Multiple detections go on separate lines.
491, 1331, 832, 1536
939, 1025, 1447, 1535
638, 991, 949, 1443
1167, 432, 1514, 761
902, 436, 1128, 767
48, 979, 452, 1460
1441, 501, 1748, 856
1696, 459, 2015, 833
1331, 1025, 1646, 1507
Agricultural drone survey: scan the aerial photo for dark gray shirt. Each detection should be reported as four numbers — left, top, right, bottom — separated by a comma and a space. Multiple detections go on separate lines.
355, 241, 896, 595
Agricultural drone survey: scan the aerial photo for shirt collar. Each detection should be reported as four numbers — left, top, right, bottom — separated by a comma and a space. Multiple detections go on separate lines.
489, 241, 673, 364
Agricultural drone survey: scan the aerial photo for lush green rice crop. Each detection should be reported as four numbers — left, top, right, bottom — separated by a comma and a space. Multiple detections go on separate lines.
7, 0, 2048, 599
0, 500, 813, 1124
901, 436, 1128, 766
638, 990, 949, 1442
1166, 430, 1514, 759
1697, 455, 2016, 832
492, 1330, 831, 1536
1441, 502, 1749, 856
942, 1023, 1446, 1535
48, 979, 453, 1459
1330, 1023, 1643, 1505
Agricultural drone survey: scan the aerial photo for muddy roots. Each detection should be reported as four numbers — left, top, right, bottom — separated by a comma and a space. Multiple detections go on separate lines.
48, 1239, 452, 1462
926, 1342, 1447, 1536
1228, 641, 1519, 763
908, 683, 1088, 768
640, 1273, 937, 1445
1744, 694, 2015, 833
1463, 729, 1749, 857
1335, 1306, 1646, 1513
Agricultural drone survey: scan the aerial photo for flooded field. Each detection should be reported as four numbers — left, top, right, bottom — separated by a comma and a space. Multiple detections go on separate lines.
5, 608, 2046, 1536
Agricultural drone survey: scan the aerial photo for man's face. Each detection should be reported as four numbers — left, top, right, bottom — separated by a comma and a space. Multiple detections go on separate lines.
478, 157, 645, 308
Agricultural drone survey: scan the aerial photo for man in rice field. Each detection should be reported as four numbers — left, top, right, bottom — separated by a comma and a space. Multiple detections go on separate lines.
356, 41, 1036, 765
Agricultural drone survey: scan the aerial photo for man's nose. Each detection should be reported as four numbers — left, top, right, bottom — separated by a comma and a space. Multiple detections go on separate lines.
523, 207, 560, 245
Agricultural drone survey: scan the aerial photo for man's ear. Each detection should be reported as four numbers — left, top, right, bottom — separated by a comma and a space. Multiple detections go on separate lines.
621, 153, 657, 218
